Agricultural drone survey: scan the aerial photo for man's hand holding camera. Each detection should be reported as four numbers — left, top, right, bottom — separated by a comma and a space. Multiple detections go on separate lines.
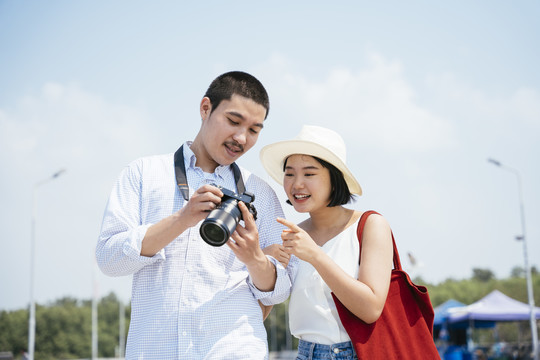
180, 184, 223, 228
141, 184, 223, 257
194, 184, 276, 292
227, 201, 262, 262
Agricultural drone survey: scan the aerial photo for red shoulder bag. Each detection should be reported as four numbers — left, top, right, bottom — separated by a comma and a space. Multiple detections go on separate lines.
331, 211, 440, 359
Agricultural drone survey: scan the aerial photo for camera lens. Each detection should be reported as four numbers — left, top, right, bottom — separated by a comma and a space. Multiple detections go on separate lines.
200, 222, 228, 246
200, 199, 242, 246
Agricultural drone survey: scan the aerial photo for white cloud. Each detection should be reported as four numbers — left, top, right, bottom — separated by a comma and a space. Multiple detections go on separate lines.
2, 54, 539, 310
256, 54, 539, 284
0, 83, 158, 309
511, 88, 540, 128
425, 73, 540, 134
0, 82, 162, 176
258, 52, 456, 153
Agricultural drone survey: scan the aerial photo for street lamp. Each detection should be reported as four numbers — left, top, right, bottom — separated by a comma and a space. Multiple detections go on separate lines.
488, 158, 538, 360
28, 169, 66, 360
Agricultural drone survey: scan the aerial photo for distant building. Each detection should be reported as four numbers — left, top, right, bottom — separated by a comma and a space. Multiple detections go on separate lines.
0, 351, 13, 360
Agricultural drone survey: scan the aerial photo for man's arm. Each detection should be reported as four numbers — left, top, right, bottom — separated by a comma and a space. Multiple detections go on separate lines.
256, 244, 290, 320
140, 184, 224, 256
97, 159, 226, 276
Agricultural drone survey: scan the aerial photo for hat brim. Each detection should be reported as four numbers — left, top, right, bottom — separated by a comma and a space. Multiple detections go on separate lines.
259, 139, 362, 195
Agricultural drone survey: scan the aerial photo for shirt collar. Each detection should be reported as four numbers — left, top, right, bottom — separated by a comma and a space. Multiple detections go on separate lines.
183, 141, 231, 179
183, 141, 198, 169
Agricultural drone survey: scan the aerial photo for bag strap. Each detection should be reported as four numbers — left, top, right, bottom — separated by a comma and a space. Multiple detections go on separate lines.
357, 211, 402, 271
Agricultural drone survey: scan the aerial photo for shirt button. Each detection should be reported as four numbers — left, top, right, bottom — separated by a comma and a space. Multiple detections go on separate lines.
333, 348, 340, 354
182, 331, 187, 336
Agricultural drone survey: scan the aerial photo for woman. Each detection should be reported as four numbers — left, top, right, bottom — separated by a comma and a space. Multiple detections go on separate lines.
260, 125, 394, 360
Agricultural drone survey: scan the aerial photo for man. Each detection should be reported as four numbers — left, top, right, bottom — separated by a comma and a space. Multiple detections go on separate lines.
97, 71, 294, 359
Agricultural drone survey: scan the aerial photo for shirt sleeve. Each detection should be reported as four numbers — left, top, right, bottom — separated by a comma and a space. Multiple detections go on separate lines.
243, 173, 298, 305
249, 254, 299, 305
96, 159, 165, 277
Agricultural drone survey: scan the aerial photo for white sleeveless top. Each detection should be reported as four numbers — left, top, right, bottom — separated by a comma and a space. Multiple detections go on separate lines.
288, 218, 361, 345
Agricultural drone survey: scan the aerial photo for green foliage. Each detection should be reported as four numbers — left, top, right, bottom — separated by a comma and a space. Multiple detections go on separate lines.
264, 299, 297, 352
96, 293, 130, 357
0, 309, 28, 357
428, 270, 540, 308
34, 301, 91, 359
472, 268, 495, 282
0, 293, 129, 360
0, 270, 538, 359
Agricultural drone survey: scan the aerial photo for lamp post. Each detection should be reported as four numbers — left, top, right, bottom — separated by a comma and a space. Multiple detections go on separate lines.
28, 169, 66, 360
488, 158, 538, 360
92, 261, 98, 360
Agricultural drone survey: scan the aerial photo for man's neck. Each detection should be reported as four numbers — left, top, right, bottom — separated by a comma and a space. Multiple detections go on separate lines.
189, 140, 220, 173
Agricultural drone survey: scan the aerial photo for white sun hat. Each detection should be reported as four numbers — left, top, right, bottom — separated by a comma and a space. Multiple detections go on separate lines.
259, 125, 362, 195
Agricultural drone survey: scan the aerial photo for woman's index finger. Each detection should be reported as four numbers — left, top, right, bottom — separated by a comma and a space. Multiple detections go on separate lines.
276, 217, 301, 232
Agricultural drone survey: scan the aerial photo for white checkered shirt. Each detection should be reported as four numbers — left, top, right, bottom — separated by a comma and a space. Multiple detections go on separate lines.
97, 142, 295, 359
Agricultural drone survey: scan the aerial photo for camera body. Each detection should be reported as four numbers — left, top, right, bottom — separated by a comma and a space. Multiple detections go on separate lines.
200, 185, 257, 247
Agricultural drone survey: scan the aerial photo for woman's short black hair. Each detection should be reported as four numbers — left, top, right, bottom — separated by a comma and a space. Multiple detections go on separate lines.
283, 155, 354, 207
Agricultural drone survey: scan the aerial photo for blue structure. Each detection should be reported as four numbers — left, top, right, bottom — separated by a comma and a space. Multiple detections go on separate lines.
435, 290, 540, 359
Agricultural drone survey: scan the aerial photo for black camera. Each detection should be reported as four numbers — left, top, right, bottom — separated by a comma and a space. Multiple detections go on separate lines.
200, 185, 257, 247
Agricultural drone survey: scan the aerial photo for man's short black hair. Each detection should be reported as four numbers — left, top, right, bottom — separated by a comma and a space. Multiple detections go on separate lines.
204, 71, 270, 119
283, 155, 354, 207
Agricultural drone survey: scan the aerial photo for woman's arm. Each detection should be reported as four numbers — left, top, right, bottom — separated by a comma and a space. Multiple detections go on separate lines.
279, 214, 393, 323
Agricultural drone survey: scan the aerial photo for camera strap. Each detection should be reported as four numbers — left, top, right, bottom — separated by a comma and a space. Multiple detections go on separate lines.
174, 144, 245, 201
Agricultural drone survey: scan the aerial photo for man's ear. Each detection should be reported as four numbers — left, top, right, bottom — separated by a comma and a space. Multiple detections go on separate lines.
200, 97, 212, 120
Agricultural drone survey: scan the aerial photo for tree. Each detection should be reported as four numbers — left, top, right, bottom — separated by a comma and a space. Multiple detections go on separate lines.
472, 268, 495, 282
510, 266, 525, 278
0, 293, 130, 360
34, 299, 91, 360
264, 300, 296, 352
0, 309, 28, 357
95, 292, 130, 358
1, 271, 538, 359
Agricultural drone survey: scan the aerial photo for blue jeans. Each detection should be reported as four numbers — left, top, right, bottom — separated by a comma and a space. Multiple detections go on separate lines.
296, 339, 358, 360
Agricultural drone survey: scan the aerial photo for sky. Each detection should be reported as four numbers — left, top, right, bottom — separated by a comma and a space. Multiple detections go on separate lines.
1, 1, 539, 311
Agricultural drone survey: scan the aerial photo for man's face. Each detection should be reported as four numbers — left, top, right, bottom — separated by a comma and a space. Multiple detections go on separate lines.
198, 94, 266, 169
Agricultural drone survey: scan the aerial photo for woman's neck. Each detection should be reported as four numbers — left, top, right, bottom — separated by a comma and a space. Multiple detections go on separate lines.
304, 206, 357, 246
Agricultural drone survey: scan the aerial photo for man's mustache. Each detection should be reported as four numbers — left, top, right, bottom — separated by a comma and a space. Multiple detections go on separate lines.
225, 141, 244, 152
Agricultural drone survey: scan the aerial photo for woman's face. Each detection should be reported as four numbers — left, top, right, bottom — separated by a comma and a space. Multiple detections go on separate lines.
283, 154, 332, 213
